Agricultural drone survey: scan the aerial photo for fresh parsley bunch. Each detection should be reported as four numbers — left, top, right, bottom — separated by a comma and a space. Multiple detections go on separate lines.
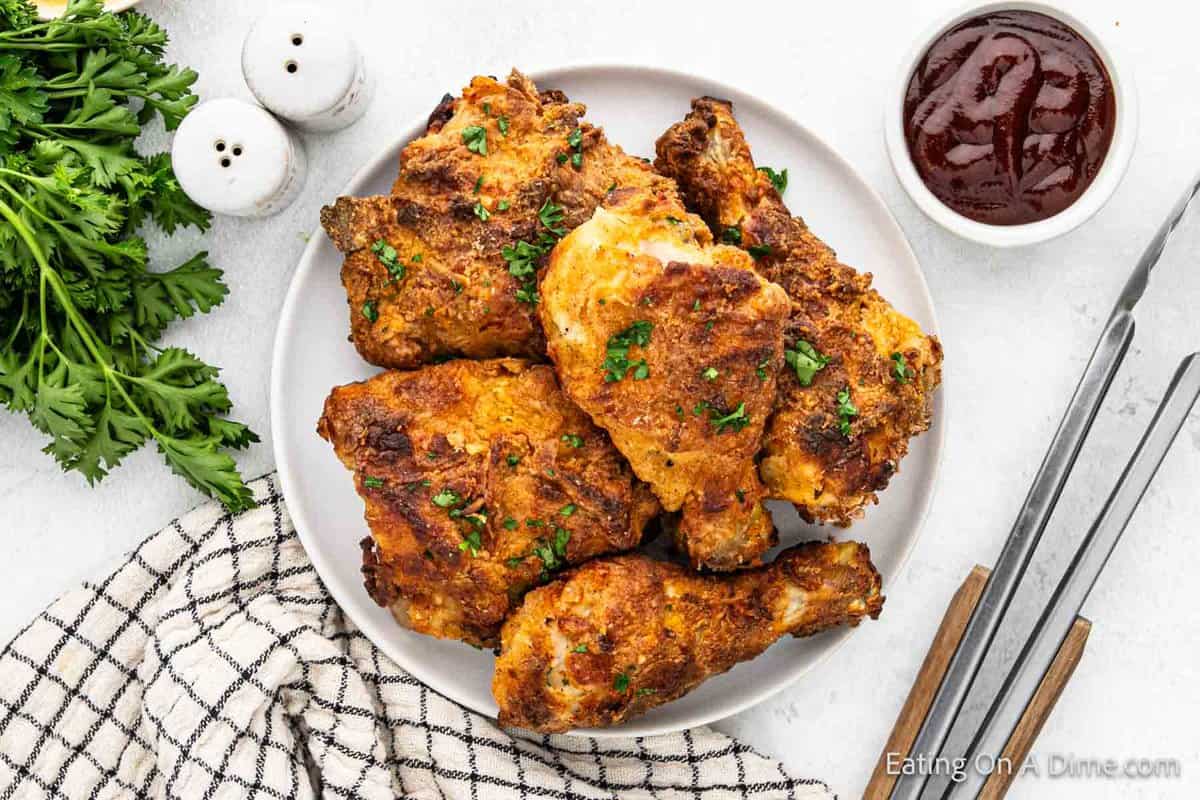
0, 0, 256, 511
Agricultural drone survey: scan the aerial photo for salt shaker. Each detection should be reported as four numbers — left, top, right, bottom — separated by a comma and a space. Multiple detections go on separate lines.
171, 98, 307, 218
241, 4, 372, 133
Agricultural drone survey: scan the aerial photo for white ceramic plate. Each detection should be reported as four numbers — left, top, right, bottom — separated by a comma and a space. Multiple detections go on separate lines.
271, 64, 946, 737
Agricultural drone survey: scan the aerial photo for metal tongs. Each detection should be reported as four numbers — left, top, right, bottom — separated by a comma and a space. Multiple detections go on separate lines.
890, 172, 1200, 799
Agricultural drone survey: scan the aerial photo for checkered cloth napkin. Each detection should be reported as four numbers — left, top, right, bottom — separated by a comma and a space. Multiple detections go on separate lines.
0, 475, 834, 799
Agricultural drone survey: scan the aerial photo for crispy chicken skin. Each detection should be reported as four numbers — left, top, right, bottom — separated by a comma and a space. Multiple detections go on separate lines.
317, 359, 660, 647
655, 98, 943, 525
539, 187, 790, 571
493, 541, 883, 732
319, 70, 669, 369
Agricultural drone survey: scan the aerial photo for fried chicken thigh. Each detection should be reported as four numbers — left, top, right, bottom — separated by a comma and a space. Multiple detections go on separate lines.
493, 541, 883, 732
319, 70, 669, 369
656, 98, 943, 525
539, 187, 790, 571
317, 359, 659, 647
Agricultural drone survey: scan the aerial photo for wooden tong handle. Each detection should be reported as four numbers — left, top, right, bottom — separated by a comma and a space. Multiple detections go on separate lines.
864, 566, 1090, 799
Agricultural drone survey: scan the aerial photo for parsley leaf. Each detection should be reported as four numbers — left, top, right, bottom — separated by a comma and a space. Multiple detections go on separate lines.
722, 225, 742, 245
784, 341, 830, 386
363, 475, 384, 489
560, 433, 583, 448
371, 239, 404, 280
572, 643, 588, 654
613, 672, 630, 692
702, 367, 719, 381
432, 488, 461, 508
758, 166, 788, 193
747, 244, 771, 260
473, 201, 490, 221
461, 124, 487, 155
836, 387, 858, 436
537, 198, 566, 236
709, 402, 750, 434
361, 300, 378, 322
602, 320, 653, 382
497, 115, 509, 136
891, 352, 912, 383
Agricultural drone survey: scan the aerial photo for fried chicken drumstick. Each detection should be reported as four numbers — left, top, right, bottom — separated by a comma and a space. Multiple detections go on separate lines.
493, 540, 883, 732
655, 98, 943, 525
539, 186, 789, 571
318, 359, 659, 647
320, 70, 669, 369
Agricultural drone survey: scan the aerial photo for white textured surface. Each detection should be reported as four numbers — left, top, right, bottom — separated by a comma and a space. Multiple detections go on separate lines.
2, 0, 1197, 797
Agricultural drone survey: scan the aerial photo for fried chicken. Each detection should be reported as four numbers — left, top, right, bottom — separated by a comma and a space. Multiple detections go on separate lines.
539, 186, 790, 571
317, 359, 660, 647
319, 70, 670, 369
493, 540, 883, 732
655, 98, 943, 525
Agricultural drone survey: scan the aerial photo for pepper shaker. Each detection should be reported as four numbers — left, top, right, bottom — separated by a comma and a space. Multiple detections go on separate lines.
241, 4, 372, 133
171, 98, 307, 218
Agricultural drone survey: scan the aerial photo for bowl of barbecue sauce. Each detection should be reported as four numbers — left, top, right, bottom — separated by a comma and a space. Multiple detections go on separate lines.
885, 2, 1136, 246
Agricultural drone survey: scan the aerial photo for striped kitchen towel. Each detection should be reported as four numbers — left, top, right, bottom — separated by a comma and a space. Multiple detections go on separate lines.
0, 474, 833, 799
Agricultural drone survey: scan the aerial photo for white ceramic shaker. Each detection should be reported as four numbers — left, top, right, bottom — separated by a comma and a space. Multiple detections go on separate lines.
241, 3, 372, 133
171, 98, 308, 218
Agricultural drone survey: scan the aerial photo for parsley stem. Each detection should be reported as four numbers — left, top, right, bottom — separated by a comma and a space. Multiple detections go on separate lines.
0, 193, 158, 444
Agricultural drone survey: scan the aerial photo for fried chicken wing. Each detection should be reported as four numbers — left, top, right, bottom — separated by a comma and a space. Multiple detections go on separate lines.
493, 540, 883, 732
539, 187, 790, 571
319, 70, 669, 369
655, 98, 943, 525
317, 359, 660, 647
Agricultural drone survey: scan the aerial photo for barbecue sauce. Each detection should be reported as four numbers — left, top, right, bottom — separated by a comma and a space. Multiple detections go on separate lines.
903, 11, 1115, 225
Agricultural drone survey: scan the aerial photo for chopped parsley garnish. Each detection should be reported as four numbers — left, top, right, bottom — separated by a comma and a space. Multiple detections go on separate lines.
361, 300, 378, 322
560, 434, 584, 448
503, 517, 519, 530
473, 201, 490, 221
836, 387, 858, 436
891, 352, 912, 383
735, 488, 746, 503
747, 244, 772, 260
758, 165, 788, 193
709, 402, 750, 434
432, 488, 461, 508
559, 503, 577, 517
497, 199, 510, 212
412, 253, 424, 263
572, 644, 588, 654
473, 175, 484, 193
526, 519, 545, 528
785, 341, 830, 386
497, 115, 510, 136
363, 476, 384, 489
566, 128, 584, 169
501, 200, 566, 305
705, 320, 715, 332
538, 199, 566, 236
665, 216, 682, 225
722, 225, 743, 244
371, 240, 405, 280
506, 454, 520, 467
702, 367, 719, 381
506, 556, 524, 568
482, 102, 491, 115
602, 320, 654, 382
461, 125, 487, 155
458, 529, 482, 556
636, 687, 657, 697
756, 357, 770, 381
451, 279, 463, 294
530, 527, 571, 574
692, 299, 701, 311
613, 673, 631, 692
556, 153, 567, 164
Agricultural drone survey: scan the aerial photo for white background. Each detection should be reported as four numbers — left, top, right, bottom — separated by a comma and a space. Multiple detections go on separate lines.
3, 0, 1198, 797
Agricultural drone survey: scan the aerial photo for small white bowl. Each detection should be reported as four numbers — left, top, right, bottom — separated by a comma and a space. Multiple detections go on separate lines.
884, 1, 1138, 247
